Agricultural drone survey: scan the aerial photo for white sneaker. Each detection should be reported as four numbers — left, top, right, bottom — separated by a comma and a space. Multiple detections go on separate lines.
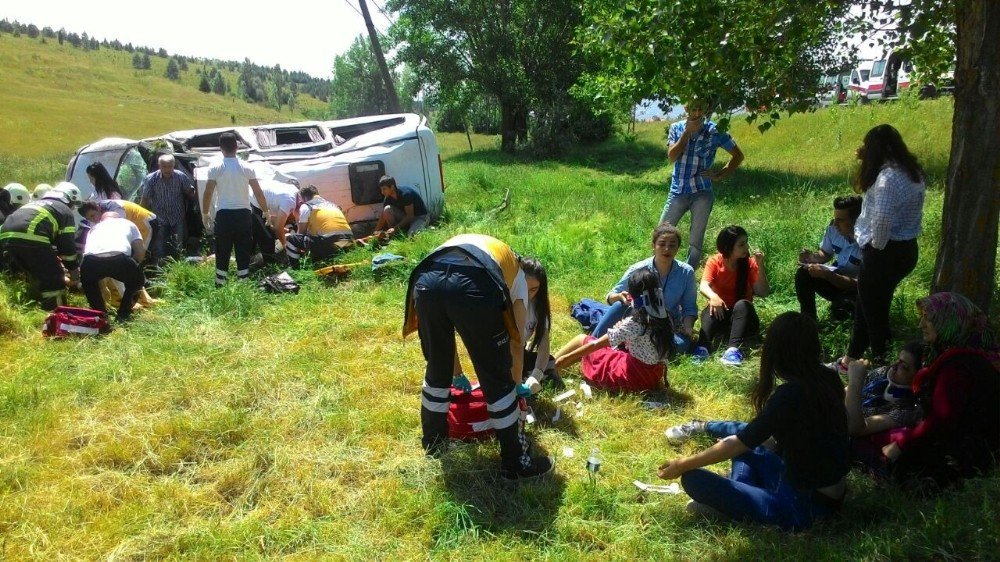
664, 420, 706, 443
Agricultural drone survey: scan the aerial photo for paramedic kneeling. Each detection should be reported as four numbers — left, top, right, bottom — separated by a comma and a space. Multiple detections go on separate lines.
403, 234, 554, 481
285, 185, 355, 267
80, 212, 146, 322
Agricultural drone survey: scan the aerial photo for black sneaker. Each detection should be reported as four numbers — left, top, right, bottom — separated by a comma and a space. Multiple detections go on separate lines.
543, 368, 565, 390
501, 456, 555, 482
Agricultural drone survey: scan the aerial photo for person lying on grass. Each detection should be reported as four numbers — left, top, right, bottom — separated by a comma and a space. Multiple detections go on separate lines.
845, 341, 924, 437
658, 312, 848, 532
553, 268, 675, 393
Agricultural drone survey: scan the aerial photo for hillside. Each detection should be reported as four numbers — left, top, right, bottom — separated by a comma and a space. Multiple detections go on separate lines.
0, 32, 326, 162
1, 66, 998, 560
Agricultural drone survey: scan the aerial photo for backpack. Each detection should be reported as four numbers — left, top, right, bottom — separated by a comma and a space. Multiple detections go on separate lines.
570, 298, 610, 332
42, 306, 110, 337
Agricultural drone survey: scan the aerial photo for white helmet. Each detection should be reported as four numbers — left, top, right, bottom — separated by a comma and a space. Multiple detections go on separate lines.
33, 183, 52, 200
3, 183, 30, 207
49, 181, 83, 206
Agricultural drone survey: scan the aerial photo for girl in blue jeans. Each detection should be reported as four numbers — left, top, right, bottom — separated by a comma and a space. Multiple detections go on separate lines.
657, 312, 849, 531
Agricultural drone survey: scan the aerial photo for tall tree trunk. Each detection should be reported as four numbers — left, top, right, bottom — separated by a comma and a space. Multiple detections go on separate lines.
359, 0, 401, 114
500, 102, 518, 153
932, 1, 1000, 312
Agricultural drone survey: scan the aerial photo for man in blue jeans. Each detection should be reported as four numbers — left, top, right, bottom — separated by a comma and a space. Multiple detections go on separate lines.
662, 98, 744, 268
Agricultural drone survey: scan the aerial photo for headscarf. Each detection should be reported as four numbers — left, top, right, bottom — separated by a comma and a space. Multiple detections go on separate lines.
918, 292, 995, 361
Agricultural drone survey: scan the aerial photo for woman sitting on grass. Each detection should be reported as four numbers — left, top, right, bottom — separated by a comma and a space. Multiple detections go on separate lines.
553, 269, 675, 392
882, 292, 999, 489
590, 222, 698, 355
658, 312, 848, 531
699, 225, 770, 366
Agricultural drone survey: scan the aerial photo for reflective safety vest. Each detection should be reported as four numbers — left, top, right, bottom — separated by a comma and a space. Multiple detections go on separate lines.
403, 234, 522, 343
0, 199, 79, 269
304, 197, 352, 237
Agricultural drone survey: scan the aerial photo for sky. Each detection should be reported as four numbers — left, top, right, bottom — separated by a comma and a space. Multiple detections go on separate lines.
0, 0, 393, 78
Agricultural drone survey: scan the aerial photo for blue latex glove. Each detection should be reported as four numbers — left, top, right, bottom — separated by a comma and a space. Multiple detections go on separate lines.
452, 373, 473, 393
516, 383, 533, 398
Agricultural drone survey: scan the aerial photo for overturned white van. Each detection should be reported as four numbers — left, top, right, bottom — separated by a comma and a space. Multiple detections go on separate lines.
66, 113, 444, 234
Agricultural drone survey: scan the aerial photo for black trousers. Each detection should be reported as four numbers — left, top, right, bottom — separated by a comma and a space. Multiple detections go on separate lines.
699, 299, 760, 350
285, 232, 353, 267
794, 266, 855, 319
250, 207, 277, 259
848, 239, 918, 360
414, 262, 530, 472
2, 242, 67, 310
213, 208, 253, 284
81, 252, 144, 320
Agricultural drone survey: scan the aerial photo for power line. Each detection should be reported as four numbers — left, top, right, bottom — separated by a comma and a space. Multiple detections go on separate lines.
343, 0, 390, 36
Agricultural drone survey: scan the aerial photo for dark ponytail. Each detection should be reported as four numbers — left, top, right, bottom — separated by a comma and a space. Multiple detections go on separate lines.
520, 257, 550, 352
716, 225, 750, 300
627, 268, 676, 361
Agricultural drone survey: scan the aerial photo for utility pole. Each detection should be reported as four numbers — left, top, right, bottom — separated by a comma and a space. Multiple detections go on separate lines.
358, 0, 401, 113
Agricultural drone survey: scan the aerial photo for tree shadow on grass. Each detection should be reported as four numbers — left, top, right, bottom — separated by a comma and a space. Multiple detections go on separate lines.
434, 440, 567, 540
444, 139, 667, 178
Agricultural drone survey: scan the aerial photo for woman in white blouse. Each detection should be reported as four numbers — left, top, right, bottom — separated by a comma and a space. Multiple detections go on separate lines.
835, 124, 925, 371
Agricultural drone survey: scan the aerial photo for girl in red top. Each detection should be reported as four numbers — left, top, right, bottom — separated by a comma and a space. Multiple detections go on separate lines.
699, 225, 770, 366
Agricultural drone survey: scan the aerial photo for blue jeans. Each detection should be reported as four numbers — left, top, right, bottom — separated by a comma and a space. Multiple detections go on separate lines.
660, 190, 715, 268
150, 220, 186, 264
681, 421, 833, 531
590, 300, 691, 354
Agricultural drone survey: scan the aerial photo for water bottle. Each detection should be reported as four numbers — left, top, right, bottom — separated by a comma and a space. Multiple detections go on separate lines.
586, 448, 602, 485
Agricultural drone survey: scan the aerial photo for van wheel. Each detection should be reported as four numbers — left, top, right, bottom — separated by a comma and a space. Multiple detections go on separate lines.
919, 84, 937, 100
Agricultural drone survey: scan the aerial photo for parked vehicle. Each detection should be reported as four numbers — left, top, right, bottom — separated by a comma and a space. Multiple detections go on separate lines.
66, 113, 445, 234
847, 51, 954, 103
817, 71, 851, 106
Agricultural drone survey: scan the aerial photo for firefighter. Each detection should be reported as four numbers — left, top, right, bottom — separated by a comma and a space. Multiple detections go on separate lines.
0, 182, 81, 309
1, 183, 31, 223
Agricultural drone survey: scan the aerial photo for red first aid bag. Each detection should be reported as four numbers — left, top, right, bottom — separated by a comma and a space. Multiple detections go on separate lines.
448, 387, 494, 440
42, 306, 110, 337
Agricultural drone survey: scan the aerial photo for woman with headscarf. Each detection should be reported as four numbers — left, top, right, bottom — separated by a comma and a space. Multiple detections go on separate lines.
882, 292, 999, 488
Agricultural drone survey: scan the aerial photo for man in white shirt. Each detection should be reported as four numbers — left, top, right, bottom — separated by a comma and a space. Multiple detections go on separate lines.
201, 133, 268, 286
250, 179, 298, 267
80, 212, 146, 322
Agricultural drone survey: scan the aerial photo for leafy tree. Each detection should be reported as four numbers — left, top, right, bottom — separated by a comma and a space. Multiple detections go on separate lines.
389, 0, 609, 153
26, 24, 38, 39
141, 53, 151, 70
211, 73, 228, 95
327, 35, 399, 118
577, 0, 999, 310
198, 74, 211, 93
132, 53, 143, 70
165, 57, 180, 80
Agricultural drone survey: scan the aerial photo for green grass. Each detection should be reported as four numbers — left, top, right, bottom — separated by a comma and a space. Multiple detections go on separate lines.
0, 32, 326, 187
1, 85, 998, 559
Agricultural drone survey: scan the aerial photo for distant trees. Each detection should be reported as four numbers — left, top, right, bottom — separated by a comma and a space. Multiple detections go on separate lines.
164, 57, 180, 80
198, 74, 212, 93
0, 18, 331, 112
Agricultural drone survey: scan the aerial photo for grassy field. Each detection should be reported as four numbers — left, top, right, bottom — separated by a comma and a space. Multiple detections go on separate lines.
1, 84, 998, 559
0, 32, 325, 188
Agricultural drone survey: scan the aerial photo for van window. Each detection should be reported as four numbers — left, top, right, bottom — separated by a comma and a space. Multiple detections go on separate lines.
185, 131, 250, 150
115, 148, 147, 201
871, 60, 886, 78
254, 126, 326, 147
330, 117, 406, 141
349, 161, 386, 205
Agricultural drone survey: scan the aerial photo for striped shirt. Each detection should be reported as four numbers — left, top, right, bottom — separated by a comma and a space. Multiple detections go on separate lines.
140, 169, 193, 226
819, 224, 862, 278
855, 165, 925, 249
667, 119, 737, 194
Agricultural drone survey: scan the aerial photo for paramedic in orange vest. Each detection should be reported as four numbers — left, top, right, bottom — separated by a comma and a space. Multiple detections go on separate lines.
403, 234, 554, 481
285, 185, 355, 268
